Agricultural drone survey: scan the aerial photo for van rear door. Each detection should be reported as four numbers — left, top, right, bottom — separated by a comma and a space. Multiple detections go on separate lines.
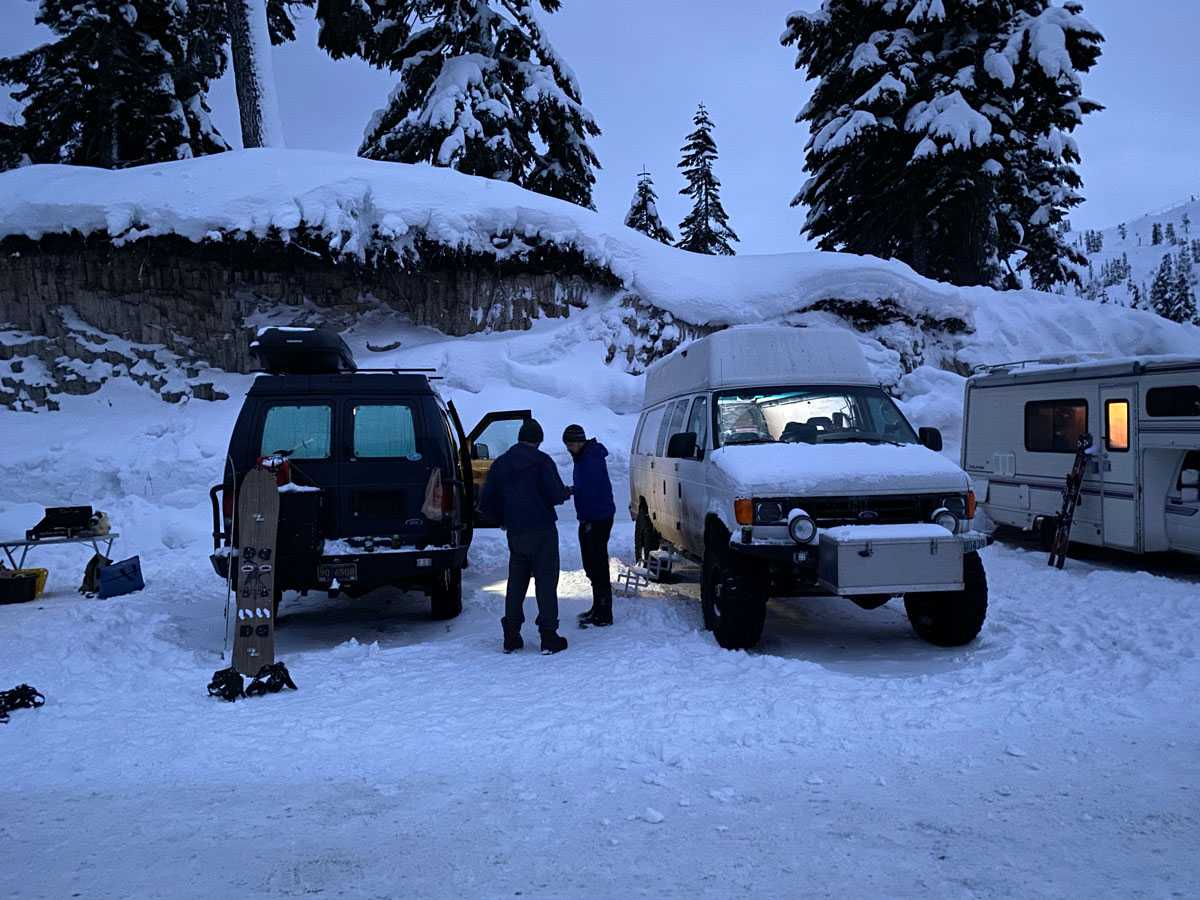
466, 410, 533, 527
256, 398, 340, 536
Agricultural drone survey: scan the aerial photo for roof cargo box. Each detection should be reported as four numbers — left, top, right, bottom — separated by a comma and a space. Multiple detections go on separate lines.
251, 327, 357, 375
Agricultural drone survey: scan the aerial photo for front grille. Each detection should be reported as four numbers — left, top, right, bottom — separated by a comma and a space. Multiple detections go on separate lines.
761, 494, 948, 528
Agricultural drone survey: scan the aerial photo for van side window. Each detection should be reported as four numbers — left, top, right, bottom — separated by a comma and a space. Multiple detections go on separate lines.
261, 405, 332, 459
637, 406, 665, 455
1147, 385, 1200, 417
686, 396, 709, 453
1024, 399, 1088, 453
354, 404, 419, 459
657, 399, 689, 456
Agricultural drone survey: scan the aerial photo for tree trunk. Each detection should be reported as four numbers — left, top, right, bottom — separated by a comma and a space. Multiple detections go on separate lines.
225, 0, 284, 148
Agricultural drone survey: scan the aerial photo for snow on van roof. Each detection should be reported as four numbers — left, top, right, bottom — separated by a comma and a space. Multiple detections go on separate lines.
643, 326, 876, 408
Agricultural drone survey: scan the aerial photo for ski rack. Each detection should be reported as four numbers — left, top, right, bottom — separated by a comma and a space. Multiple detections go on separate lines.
247, 367, 443, 379
1048, 433, 1094, 570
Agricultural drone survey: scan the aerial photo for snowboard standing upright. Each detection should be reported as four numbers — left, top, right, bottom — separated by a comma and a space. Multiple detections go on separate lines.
234, 468, 280, 676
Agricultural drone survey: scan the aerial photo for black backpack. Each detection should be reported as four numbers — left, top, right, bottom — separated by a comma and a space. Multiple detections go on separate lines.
79, 552, 111, 597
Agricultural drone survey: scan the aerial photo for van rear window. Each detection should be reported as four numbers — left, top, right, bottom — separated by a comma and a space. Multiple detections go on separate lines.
261, 405, 332, 459
354, 404, 420, 459
1025, 399, 1088, 453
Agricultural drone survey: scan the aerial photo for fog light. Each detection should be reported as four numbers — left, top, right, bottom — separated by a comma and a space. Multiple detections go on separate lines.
788, 509, 817, 544
932, 507, 959, 534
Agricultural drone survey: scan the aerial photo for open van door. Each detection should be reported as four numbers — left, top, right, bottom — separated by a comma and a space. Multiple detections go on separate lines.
446, 401, 476, 536
466, 410, 533, 527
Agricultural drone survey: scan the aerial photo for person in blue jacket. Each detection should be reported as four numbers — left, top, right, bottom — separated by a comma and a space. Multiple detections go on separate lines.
562, 424, 617, 627
479, 419, 572, 655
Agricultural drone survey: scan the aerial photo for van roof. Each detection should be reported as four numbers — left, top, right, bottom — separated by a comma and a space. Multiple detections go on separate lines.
247, 372, 436, 397
967, 354, 1200, 388
643, 326, 875, 407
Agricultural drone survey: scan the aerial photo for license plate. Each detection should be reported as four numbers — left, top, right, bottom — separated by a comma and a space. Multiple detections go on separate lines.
318, 562, 358, 583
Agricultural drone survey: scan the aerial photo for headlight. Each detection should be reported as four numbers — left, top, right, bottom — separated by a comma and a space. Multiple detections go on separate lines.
788, 509, 817, 544
756, 500, 786, 523
931, 507, 959, 534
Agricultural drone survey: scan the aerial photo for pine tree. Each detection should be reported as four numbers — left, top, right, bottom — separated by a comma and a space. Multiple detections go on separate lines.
1118, 222, 1127, 241
1193, 238, 1200, 264
1176, 248, 1198, 323
624, 169, 674, 245
676, 103, 738, 255
1166, 222, 1178, 245
356, 0, 601, 209
0, 122, 25, 171
1150, 253, 1175, 319
781, 0, 1103, 290
1127, 279, 1141, 310
1152, 223, 1163, 245
0, 0, 230, 167
1184, 212, 1192, 237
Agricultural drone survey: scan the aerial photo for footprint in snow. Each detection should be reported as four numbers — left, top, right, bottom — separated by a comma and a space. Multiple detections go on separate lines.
634, 807, 665, 824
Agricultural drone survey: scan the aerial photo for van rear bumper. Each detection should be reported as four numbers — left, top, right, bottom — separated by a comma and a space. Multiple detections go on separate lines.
210, 544, 468, 589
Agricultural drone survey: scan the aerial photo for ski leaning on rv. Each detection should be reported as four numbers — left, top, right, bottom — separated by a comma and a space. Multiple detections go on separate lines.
963, 356, 1200, 558
628, 326, 990, 651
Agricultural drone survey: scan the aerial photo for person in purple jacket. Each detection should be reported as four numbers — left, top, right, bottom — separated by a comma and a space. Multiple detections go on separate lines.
562, 424, 617, 627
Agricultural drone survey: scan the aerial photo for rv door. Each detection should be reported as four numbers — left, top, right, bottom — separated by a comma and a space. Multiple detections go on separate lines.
1099, 385, 1138, 550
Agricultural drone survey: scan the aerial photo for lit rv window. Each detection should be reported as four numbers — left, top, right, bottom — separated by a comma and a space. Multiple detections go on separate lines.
261, 405, 332, 459
1147, 385, 1200, 417
1025, 399, 1088, 454
712, 387, 918, 448
1104, 400, 1129, 452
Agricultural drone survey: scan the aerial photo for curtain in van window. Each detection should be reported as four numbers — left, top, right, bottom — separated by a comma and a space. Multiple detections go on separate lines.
261, 405, 332, 459
354, 405, 419, 459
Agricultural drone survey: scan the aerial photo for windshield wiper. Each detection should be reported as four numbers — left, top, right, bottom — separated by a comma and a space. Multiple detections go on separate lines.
819, 434, 908, 447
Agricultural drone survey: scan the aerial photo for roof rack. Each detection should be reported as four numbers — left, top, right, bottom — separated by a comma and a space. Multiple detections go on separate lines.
972, 353, 1108, 375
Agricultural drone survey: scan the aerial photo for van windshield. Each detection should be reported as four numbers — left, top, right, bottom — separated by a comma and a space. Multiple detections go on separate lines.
714, 386, 918, 448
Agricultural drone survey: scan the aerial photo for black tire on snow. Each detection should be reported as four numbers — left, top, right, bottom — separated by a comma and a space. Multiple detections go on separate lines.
634, 501, 660, 566
701, 523, 767, 649
904, 552, 988, 647
431, 568, 464, 620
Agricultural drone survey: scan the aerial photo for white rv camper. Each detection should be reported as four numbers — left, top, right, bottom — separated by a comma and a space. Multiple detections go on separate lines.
962, 355, 1200, 555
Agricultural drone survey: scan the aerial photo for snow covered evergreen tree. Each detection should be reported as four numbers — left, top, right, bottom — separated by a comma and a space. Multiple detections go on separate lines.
1152, 223, 1163, 246
0, 0, 230, 167
781, 0, 1104, 289
1175, 248, 1197, 323
676, 103, 738, 255
0, 122, 25, 171
624, 169, 674, 244
356, 0, 601, 209
1150, 253, 1176, 320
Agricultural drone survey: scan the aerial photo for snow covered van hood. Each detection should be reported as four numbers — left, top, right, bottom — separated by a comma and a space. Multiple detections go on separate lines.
709, 442, 970, 497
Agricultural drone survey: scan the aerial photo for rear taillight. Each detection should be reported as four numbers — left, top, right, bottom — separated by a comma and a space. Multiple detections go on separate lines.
442, 477, 456, 517
422, 468, 446, 521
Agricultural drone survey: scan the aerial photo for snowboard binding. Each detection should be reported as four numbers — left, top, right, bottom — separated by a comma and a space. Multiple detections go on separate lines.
246, 662, 298, 697
207, 667, 246, 702
0, 683, 46, 723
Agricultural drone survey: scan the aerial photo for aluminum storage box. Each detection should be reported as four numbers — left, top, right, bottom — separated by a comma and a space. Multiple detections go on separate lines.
817, 524, 963, 596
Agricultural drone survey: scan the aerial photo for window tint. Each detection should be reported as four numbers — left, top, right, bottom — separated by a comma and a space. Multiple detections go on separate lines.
474, 418, 524, 461
657, 399, 689, 456
1147, 385, 1200, 417
261, 405, 332, 459
354, 404, 419, 459
1025, 399, 1088, 453
636, 406, 666, 455
686, 396, 709, 454
1105, 400, 1129, 452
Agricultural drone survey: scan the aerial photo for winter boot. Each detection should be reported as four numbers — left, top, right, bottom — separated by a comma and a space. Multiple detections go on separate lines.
576, 604, 599, 628
502, 619, 524, 654
589, 595, 613, 627
540, 630, 568, 655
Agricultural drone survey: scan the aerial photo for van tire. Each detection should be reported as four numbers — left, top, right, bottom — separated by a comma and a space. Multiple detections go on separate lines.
904, 552, 988, 647
635, 501, 660, 565
702, 524, 766, 649
431, 569, 463, 620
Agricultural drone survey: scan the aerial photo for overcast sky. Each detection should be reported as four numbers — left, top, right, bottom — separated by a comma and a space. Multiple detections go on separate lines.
3, 0, 1198, 254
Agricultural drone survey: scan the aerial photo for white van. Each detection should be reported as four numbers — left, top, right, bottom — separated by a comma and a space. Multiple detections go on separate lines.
629, 326, 989, 650
963, 355, 1200, 555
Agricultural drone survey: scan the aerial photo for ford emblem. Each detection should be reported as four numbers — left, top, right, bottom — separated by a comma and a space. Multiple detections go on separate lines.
857, 510, 880, 521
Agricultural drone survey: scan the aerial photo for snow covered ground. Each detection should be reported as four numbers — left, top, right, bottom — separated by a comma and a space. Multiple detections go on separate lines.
2, 310, 1199, 898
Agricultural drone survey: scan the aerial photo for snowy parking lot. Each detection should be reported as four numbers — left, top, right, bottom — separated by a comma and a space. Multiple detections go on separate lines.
2, 519, 1198, 899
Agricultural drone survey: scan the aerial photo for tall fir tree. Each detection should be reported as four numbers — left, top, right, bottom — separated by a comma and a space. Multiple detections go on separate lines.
624, 169, 674, 244
676, 103, 738, 255
781, 0, 1103, 290
1150, 253, 1175, 320
0, 122, 25, 171
1175, 247, 1197, 323
0, 0, 231, 167
1152, 222, 1163, 245
354, 0, 601, 209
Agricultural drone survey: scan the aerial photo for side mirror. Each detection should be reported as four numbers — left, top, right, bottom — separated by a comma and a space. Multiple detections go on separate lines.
666, 431, 698, 460
919, 427, 943, 453
472, 443, 490, 461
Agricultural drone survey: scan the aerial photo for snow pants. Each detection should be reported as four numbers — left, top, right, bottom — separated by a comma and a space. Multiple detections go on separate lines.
503, 527, 560, 632
579, 517, 614, 610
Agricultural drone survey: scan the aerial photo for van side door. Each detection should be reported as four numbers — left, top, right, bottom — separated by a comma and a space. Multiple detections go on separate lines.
655, 398, 691, 545
674, 394, 711, 555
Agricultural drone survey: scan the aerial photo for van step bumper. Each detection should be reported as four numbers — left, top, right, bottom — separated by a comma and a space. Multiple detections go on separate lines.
210, 544, 468, 587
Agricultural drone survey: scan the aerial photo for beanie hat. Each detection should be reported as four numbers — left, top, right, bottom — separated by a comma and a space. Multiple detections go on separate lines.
562, 424, 587, 444
518, 419, 545, 444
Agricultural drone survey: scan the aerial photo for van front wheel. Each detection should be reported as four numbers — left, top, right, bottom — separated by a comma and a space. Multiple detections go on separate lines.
904, 552, 988, 647
702, 527, 766, 649
431, 568, 463, 620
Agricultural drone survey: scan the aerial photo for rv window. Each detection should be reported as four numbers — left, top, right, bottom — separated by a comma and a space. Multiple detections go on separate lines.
1147, 385, 1200, 417
657, 399, 689, 456
637, 406, 666, 455
354, 404, 420, 459
1104, 400, 1130, 452
261, 405, 332, 459
686, 396, 709, 454
1024, 399, 1088, 453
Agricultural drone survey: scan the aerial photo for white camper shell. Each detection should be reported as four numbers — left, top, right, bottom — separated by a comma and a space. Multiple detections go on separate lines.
630, 326, 989, 651
963, 355, 1200, 556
